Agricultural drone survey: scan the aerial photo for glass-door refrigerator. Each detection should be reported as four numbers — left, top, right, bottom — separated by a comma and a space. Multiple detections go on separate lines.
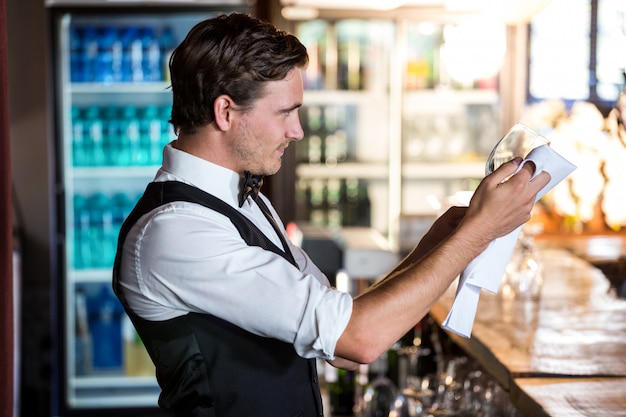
45, 1, 252, 415
282, 14, 501, 252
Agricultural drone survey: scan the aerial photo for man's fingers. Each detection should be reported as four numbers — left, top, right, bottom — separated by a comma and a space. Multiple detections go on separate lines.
530, 170, 551, 190
489, 157, 522, 183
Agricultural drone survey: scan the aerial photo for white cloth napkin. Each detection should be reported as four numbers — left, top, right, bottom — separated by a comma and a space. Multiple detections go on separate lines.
442, 144, 577, 338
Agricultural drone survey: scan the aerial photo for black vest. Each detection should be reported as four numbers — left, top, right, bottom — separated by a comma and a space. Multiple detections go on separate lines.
112, 181, 324, 417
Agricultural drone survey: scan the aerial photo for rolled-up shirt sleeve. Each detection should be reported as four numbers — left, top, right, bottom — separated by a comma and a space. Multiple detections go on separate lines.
119, 201, 353, 360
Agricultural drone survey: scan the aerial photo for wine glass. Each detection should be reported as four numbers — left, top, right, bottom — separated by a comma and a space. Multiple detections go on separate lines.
485, 123, 550, 176
361, 375, 397, 417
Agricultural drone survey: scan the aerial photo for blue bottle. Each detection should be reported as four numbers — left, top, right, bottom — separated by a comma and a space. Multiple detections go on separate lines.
71, 106, 88, 167
95, 27, 116, 83
159, 105, 174, 149
110, 28, 124, 83
87, 193, 115, 268
69, 26, 84, 83
84, 106, 105, 166
111, 192, 132, 248
120, 105, 143, 165
140, 105, 162, 165
159, 26, 175, 81
82, 26, 99, 83
119, 26, 138, 82
128, 27, 144, 82
73, 193, 91, 269
102, 105, 120, 166
141, 27, 162, 82
88, 285, 124, 372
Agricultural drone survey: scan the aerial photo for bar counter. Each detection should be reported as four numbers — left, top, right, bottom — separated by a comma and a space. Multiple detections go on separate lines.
429, 246, 626, 416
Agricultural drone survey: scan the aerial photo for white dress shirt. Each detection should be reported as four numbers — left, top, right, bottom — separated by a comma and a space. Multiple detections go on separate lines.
118, 143, 353, 360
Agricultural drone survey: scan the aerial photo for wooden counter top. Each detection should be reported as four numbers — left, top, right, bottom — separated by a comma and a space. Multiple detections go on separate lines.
430, 248, 626, 416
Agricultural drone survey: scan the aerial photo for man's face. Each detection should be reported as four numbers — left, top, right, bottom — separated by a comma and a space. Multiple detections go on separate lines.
228, 68, 305, 176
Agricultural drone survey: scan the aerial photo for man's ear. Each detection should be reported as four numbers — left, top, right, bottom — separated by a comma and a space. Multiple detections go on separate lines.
214, 94, 234, 131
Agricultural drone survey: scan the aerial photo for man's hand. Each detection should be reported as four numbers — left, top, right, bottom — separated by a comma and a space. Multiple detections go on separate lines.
463, 158, 551, 244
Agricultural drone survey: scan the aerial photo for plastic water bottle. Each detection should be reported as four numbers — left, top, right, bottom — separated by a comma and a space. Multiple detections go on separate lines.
87, 193, 115, 268
73, 193, 91, 269
141, 27, 162, 82
120, 105, 142, 165
69, 26, 84, 83
71, 106, 87, 167
102, 105, 121, 166
82, 26, 99, 83
140, 105, 162, 165
159, 105, 174, 149
84, 106, 106, 166
110, 28, 124, 83
95, 27, 116, 83
159, 26, 175, 81
111, 192, 132, 247
88, 285, 124, 372
128, 27, 144, 82
119, 27, 138, 82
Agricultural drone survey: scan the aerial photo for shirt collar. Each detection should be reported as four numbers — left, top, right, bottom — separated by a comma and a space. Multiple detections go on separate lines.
158, 142, 241, 208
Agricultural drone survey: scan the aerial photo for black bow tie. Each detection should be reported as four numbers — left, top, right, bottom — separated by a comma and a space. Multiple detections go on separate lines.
238, 171, 264, 207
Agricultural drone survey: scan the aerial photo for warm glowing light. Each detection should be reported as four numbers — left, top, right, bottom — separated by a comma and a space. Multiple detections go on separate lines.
440, 18, 506, 84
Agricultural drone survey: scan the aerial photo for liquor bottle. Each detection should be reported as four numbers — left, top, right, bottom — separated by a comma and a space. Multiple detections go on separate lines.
343, 179, 371, 227
327, 366, 356, 416
305, 105, 324, 164
336, 20, 364, 91
323, 105, 348, 165
297, 20, 327, 90
294, 178, 309, 222
326, 178, 343, 228
415, 316, 443, 378
307, 178, 327, 227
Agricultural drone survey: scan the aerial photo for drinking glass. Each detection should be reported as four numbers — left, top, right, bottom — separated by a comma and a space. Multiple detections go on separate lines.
485, 123, 550, 175
361, 375, 397, 417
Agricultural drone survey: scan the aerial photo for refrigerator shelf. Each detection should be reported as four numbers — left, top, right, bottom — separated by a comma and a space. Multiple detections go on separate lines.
70, 81, 172, 94
71, 375, 158, 389
296, 162, 388, 180
401, 161, 485, 180
296, 161, 486, 181
303, 89, 389, 106
72, 166, 160, 179
68, 375, 159, 409
70, 268, 114, 284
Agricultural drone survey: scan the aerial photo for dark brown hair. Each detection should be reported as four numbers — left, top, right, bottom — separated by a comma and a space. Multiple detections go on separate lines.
169, 13, 309, 135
